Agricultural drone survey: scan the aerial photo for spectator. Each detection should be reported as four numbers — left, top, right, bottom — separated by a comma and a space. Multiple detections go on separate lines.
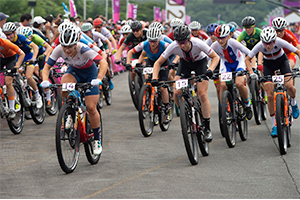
20, 13, 32, 27
32, 16, 50, 43
0, 12, 9, 38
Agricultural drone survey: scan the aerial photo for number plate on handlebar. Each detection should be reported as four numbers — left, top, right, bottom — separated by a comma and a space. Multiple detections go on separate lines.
62, 83, 76, 91
221, 72, 232, 82
272, 75, 284, 84
176, 79, 188, 89
143, 67, 153, 74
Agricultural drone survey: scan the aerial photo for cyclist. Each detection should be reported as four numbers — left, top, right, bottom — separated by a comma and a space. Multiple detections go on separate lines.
118, 25, 131, 48
167, 18, 184, 41
211, 24, 253, 120
245, 27, 300, 137
149, 22, 173, 44
126, 27, 172, 122
189, 21, 209, 41
3, 22, 43, 109
41, 28, 108, 155
272, 17, 300, 70
152, 25, 220, 142
0, 38, 25, 119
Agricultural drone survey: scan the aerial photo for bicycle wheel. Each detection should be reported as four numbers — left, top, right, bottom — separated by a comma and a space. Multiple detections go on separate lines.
194, 99, 209, 157
221, 90, 236, 148
180, 99, 199, 165
218, 101, 225, 137
237, 100, 248, 141
261, 85, 267, 120
29, 79, 46, 124
128, 72, 138, 110
158, 92, 171, 132
138, 84, 154, 137
84, 104, 102, 164
250, 79, 262, 125
98, 90, 104, 108
45, 77, 59, 116
7, 84, 25, 135
287, 104, 292, 148
55, 104, 80, 173
134, 75, 142, 104
276, 94, 288, 155
104, 89, 112, 105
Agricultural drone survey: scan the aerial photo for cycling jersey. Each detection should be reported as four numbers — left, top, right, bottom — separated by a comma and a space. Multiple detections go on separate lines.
0, 38, 23, 58
91, 30, 107, 48
237, 27, 262, 50
12, 34, 33, 54
281, 29, 300, 55
32, 34, 47, 47
122, 29, 147, 58
211, 38, 250, 73
99, 27, 112, 39
191, 30, 209, 40
249, 37, 297, 60
132, 40, 169, 61
167, 31, 174, 40
161, 35, 173, 44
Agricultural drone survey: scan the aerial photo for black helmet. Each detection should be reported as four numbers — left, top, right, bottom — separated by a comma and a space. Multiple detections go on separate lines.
242, 16, 255, 27
130, 21, 142, 30
173, 25, 191, 41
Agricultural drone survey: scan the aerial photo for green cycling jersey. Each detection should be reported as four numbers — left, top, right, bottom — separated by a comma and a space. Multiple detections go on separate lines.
32, 34, 47, 47
237, 27, 262, 50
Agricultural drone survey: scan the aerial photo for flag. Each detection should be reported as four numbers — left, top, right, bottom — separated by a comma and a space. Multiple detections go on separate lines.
127, 3, 138, 20
69, 0, 77, 18
62, 3, 70, 18
154, 7, 161, 22
113, 0, 120, 23
162, 10, 166, 21
185, 15, 191, 25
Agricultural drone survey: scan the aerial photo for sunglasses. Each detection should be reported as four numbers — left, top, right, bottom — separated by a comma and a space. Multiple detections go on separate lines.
217, 36, 227, 40
62, 44, 76, 49
83, 30, 91, 34
177, 40, 188, 45
276, 29, 285, 33
244, 25, 254, 29
208, 32, 215, 36
132, 29, 140, 32
149, 40, 159, 43
191, 29, 199, 31
262, 41, 274, 46
4, 32, 13, 36
94, 26, 101, 29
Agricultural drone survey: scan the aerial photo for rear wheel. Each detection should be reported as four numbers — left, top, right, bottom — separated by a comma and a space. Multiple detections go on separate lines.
128, 72, 138, 110
98, 90, 104, 108
237, 100, 248, 141
276, 94, 288, 155
180, 99, 199, 165
250, 79, 262, 125
29, 80, 46, 125
221, 90, 236, 148
45, 77, 59, 116
218, 101, 225, 137
104, 89, 112, 106
134, 75, 143, 104
138, 84, 154, 137
261, 85, 267, 120
55, 104, 80, 173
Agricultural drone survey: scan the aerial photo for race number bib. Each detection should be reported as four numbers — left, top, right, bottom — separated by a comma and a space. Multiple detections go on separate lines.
131, 59, 138, 67
221, 72, 233, 82
62, 83, 76, 91
272, 75, 284, 84
143, 67, 153, 74
176, 79, 188, 89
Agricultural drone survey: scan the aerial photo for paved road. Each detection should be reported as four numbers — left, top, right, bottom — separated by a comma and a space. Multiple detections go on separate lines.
0, 72, 299, 198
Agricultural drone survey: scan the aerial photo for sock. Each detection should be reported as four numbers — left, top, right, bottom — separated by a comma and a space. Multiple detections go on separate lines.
203, 118, 210, 131
270, 114, 275, 127
243, 98, 250, 107
34, 89, 40, 98
45, 90, 51, 101
291, 98, 296, 106
9, 99, 15, 110
93, 127, 101, 140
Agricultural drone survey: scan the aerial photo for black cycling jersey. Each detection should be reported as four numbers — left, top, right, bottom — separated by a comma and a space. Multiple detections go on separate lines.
123, 29, 147, 58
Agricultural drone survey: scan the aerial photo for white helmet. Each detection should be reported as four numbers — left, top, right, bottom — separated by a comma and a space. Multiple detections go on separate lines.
146, 27, 161, 41
59, 28, 80, 46
16, 26, 25, 35
16, 26, 33, 38
170, 18, 183, 28
189, 21, 201, 30
215, 24, 230, 38
149, 22, 163, 31
58, 22, 75, 34
119, 25, 131, 34
2, 22, 17, 32
125, 19, 133, 26
272, 17, 287, 30
260, 27, 277, 43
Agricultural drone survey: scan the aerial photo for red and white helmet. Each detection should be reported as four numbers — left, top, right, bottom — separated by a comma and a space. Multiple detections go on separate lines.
214, 25, 230, 38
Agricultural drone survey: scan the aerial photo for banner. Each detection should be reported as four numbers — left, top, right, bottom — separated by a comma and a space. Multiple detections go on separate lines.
165, 0, 186, 22
62, 3, 70, 18
154, 7, 162, 22
113, 0, 120, 23
127, 3, 138, 20
69, 0, 77, 18
185, 15, 191, 25
162, 9, 166, 21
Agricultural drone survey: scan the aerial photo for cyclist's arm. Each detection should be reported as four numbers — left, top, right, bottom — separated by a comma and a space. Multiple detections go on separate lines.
127, 42, 143, 64
153, 55, 167, 80
245, 55, 254, 74
43, 43, 53, 62
295, 49, 300, 59
115, 44, 126, 61
207, 51, 219, 72
97, 59, 108, 81
104, 38, 112, 54
138, 50, 147, 64
109, 36, 118, 50
30, 42, 39, 60
257, 52, 263, 66
126, 49, 135, 65
15, 50, 25, 69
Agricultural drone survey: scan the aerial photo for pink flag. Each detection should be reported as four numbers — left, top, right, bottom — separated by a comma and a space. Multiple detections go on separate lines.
154, 7, 161, 22
127, 3, 138, 20
69, 0, 77, 18
113, 0, 120, 23
162, 10, 166, 21
186, 15, 191, 25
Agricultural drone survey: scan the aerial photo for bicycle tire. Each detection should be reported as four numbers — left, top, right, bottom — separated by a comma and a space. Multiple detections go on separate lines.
237, 100, 248, 141
98, 90, 104, 108
28, 81, 46, 125
221, 90, 236, 148
45, 77, 59, 116
104, 89, 112, 105
287, 104, 292, 148
276, 94, 288, 155
84, 104, 102, 164
218, 101, 225, 137
158, 91, 171, 132
55, 104, 80, 173
134, 75, 142, 104
261, 86, 267, 120
128, 72, 138, 110
180, 99, 199, 165
250, 79, 262, 125
7, 84, 25, 135
138, 84, 154, 137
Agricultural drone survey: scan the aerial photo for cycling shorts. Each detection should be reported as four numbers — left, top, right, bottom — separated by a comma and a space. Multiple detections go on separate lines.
176, 58, 208, 80
146, 58, 170, 81
263, 54, 292, 82
286, 52, 296, 64
65, 62, 99, 96
0, 55, 17, 77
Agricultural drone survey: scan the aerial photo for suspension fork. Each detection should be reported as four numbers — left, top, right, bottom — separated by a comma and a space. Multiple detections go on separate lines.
274, 92, 289, 126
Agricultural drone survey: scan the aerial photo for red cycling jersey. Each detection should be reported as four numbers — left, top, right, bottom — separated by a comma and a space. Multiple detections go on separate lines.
282, 29, 300, 55
191, 30, 209, 40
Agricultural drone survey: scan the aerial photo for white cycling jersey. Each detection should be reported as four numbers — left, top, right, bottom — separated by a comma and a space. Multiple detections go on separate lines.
249, 37, 297, 60
161, 37, 214, 62
92, 30, 107, 48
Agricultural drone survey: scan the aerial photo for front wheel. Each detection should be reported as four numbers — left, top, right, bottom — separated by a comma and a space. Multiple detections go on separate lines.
128, 72, 138, 110
29, 80, 46, 124
237, 100, 248, 141
276, 94, 288, 155
45, 77, 59, 116
250, 79, 262, 125
55, 104, 80, 173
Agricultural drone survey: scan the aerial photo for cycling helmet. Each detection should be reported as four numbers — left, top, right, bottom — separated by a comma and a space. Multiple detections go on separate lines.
59, 28, 80, 46
189, 21, 201, 30
93, 18, 104, 26
119, 25, 132, 34
228, 21, 239, 29
81, 23, 93, 32
17, 26, 33, 38
58, 22, 75, 34
125, 19, 133, 26
16, 26, 24, 35
173, 25, 191, 41
206, 23, 218, 34
170, 18, 183, 28
260, 27, 277, 43
146, 28, 162, 41
2, 22, 16, 33
272, 17, 287, 30
149, 22, 163, 31
214, 24, 230, 38
130, 21, 142, 30
227, 24, 235, 32
242, 16, 255, 27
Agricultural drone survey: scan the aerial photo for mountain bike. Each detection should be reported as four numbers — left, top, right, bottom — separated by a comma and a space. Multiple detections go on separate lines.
0, 69, 25, 134
98, 76, 112, 108
177, 74, 209, 165
220, 70, 249, 148
54, 82, 102, 173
